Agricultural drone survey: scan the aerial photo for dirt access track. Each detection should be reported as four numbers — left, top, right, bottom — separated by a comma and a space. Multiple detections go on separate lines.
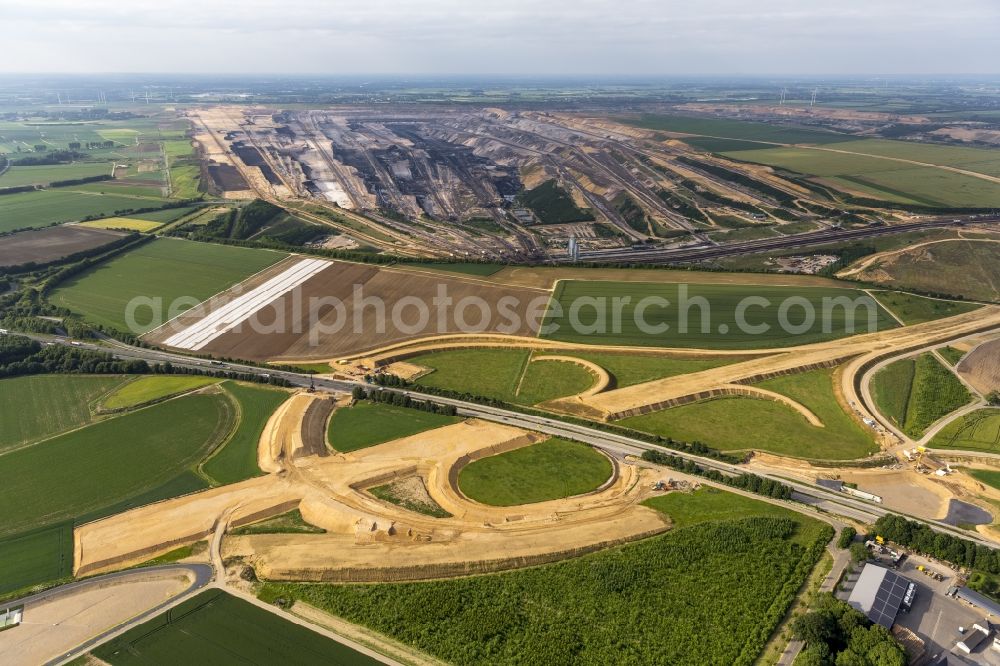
74, 393, 667, 582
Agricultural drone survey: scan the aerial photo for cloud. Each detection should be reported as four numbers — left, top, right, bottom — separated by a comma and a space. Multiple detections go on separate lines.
0, 0, 997, 74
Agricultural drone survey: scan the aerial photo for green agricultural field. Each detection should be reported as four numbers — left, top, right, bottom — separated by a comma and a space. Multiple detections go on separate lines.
128, 205, 202, 222
0, 375, 126, 453
854, 240, 1000, 303
541, 281, 897, 349
829, 139, 1000, 176
0, 162, 112, 187
168, 163, 201, 199
411, 349, 531, 401
722, 145, 1000, 208
258, 487, 831, 666
458, 438, 612, 506
873, 353, 973, 437
410, 348, 755, 401
620, 367, 877, 460
411, 349, 613, 405
643, 485, 816, 530
871, 358, 915, 429
0, 190, 165, 232
870, 291, 981, 325
101, 375, 220, 410
0, 522, 73, 597
49, 238, 286, 333
939, 347, 967, 366
834, 167, 1000, 208
202, 382, 289, 485
627, 114, 851, 145
92, 589, 381, 666
327, 401, 460, 453
0, 393, 231, 537
928, 410, 1000, 452
515, 358, 596, 404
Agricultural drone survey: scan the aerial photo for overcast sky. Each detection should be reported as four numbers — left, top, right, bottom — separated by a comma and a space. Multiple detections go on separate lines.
3, 0, 998, 76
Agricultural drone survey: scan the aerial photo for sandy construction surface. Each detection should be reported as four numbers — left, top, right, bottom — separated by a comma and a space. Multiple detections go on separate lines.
0, 571, 192, 664
75, 395, 665, 583
566, 306, 1000, 421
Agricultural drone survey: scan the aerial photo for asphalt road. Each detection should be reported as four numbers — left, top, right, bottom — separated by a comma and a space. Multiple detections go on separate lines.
24, 332, 1000, 550
2, 563, 213, 666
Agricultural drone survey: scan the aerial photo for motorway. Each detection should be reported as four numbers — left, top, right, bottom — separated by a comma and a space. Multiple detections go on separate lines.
571, 214, 1000, 263
29, 333, 1000, 548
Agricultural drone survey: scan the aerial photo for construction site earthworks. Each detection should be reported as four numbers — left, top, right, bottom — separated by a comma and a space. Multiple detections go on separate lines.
7, 81, 1000, 665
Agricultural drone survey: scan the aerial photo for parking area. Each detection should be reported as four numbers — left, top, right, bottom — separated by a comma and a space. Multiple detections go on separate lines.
837, 552, 1000, 664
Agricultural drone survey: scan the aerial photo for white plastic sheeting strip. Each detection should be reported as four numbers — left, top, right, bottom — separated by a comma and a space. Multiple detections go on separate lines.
163, 257, 330, 350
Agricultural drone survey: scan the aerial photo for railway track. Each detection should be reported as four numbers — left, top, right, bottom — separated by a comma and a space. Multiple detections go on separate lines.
571, 215, 1000, 263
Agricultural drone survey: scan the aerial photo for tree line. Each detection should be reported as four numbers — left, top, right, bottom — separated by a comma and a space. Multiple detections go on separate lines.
351, 384, 457, 417
874, 513, 1000, 574
641, 449, 793, 500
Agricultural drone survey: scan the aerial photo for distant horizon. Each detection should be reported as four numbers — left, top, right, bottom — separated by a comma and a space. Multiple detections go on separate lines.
1, 73, 998, 83
4, 0, 997, 77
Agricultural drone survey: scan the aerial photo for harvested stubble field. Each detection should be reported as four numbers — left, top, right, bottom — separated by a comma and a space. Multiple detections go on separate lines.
92, 589, 381, 665
50, 237, 287, 333
958, 338, 1000, 393
151, 260, 544, 361
78, 217, 164, 232
0, 224, 127, 268
542, 280, 898, 349
0, 374, 127, 453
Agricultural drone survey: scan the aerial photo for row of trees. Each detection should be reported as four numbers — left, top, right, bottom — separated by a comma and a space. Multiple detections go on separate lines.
641, 449, 793, 499
0, 335, 149, 378
874, 513, 1000, 574
351, 384, 457, 416
371, 372, 741, 463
